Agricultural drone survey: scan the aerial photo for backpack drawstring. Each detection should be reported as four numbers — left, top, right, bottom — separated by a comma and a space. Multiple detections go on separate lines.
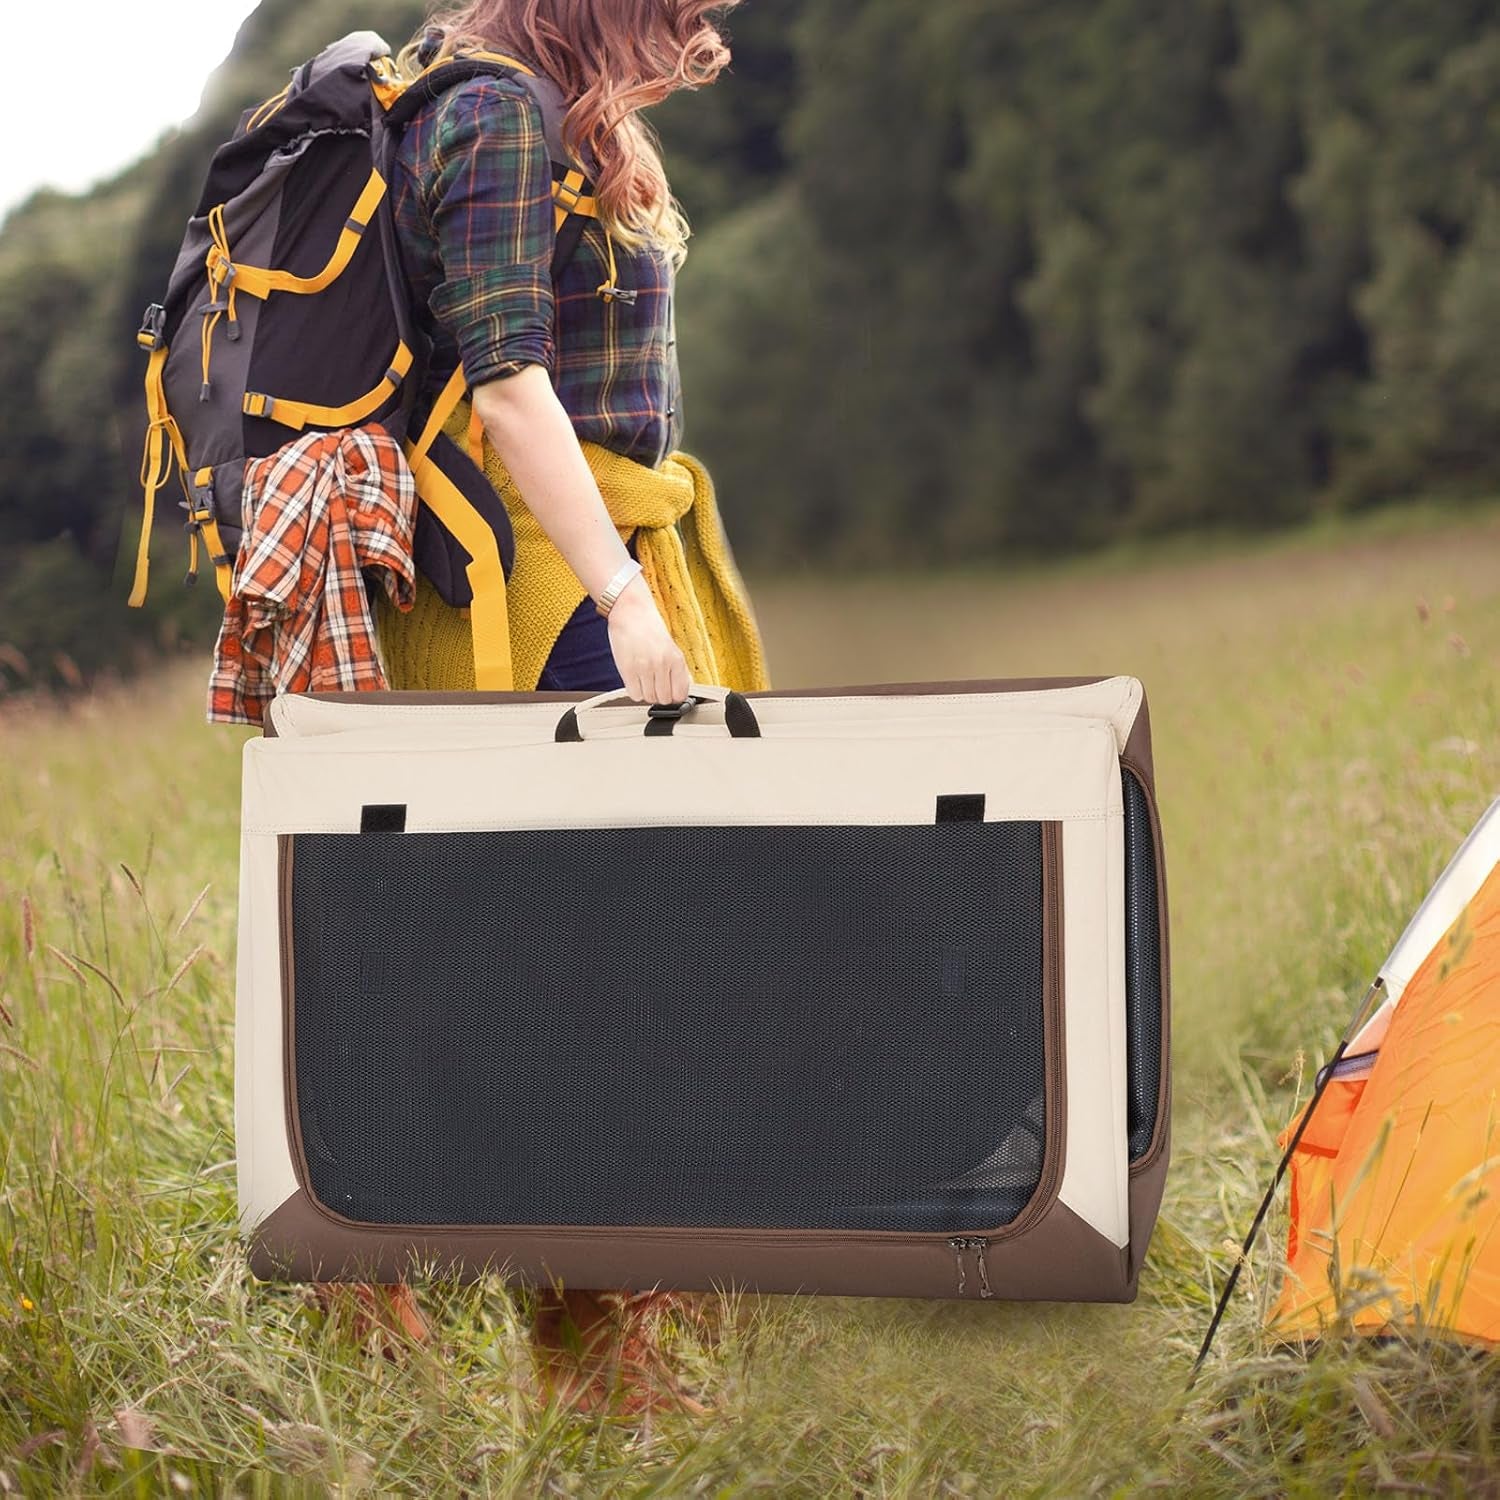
201, 204, 242, 398
596, 227, 636, 305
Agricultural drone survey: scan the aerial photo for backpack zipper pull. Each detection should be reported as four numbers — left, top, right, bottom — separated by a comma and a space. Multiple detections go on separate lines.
947, 1236, 968, 1297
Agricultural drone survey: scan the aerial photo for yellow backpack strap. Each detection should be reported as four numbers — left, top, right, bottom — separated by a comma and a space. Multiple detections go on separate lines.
186, 468, 235, 604
405, 450, 514, 690
129, 310, 190, 609
242, 341, 414, 431
132, 305, 237, 607
246, 82, 292, 132
404, 363, 514, 689
218, 170, 388, 300
411, 362, 470, 465
552, 168, 599, 233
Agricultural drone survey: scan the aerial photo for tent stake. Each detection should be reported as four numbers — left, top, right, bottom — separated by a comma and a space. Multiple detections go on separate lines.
1189, 977, 1385, 1386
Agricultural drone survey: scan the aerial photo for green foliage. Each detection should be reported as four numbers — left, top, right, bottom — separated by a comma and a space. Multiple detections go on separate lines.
678, 0, 1500, 563
4, 0, 1500, 681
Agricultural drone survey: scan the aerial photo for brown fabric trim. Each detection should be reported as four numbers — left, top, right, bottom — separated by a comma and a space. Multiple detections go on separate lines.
1125, 1146, 1170, 1288
1120, 688, 1156, 789
247, 1190, 1132, 1300
272, 822, 1069, 1254
294, 677, 1114, 710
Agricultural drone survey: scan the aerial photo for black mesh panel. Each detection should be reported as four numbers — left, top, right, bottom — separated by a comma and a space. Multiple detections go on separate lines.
289, 821, 1049, 1232
1123, 771, 1163, 1160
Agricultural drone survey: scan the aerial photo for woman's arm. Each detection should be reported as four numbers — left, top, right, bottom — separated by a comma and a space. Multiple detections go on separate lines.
471, 364, 690, 705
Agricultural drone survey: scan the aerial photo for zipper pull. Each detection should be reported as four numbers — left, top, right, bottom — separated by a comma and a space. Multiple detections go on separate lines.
947, 1236, 968, 1297
968, 1237, 994, 1299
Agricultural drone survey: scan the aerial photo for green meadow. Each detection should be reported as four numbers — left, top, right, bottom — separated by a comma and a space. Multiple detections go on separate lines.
3, 502, 1499, 1496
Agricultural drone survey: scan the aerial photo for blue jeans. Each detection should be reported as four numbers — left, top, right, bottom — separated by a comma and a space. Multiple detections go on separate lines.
534, 534, 636, 692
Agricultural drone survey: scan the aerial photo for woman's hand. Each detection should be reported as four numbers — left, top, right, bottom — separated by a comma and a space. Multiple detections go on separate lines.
605, 572, 691, 705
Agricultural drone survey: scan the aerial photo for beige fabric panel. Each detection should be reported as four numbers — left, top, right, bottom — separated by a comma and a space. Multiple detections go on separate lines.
1057, 811, 1130, 1246
241, 721, 1122, 836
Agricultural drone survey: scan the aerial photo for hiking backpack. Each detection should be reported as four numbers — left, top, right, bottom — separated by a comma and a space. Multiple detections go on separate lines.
127, 29, 607, 670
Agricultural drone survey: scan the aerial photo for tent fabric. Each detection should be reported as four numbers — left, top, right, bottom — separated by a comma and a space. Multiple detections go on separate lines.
1271, 853, 1500, 1344
1345, 797, 1500, 1059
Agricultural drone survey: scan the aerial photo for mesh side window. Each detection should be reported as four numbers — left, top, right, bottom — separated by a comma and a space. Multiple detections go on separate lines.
1123, 770, 1164, 1160
288, 821, 1050, 1233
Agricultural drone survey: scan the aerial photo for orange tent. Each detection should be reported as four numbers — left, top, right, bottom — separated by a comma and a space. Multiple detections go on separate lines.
1270, 799, 1500, 1345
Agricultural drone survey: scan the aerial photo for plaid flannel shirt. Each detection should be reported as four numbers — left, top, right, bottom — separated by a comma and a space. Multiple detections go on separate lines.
208, 426, 416, 726
391, 72, 684, 469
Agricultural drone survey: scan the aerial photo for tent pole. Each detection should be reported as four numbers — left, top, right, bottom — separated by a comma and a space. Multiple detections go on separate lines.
1189, 976, 1385, 1385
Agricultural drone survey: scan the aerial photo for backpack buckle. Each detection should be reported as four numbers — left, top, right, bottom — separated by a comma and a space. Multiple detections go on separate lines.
181, 471, 215, 533
137, 303, 166, 351
181, 499, 214, 532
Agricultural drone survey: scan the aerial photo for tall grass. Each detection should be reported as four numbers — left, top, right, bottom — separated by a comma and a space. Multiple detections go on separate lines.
3, 502, 1499, 1495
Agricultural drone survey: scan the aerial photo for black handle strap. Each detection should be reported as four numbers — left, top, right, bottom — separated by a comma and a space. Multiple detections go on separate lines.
554, 690, 761, 743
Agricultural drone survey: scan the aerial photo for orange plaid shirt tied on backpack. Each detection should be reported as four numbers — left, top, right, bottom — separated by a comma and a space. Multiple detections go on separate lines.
208, 425, 417, 726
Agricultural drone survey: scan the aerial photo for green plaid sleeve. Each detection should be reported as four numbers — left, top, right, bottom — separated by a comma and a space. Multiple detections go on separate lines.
420, 77, 556, 385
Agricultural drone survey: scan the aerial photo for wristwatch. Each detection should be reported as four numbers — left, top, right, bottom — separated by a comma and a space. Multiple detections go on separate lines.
595, 557, 644, 618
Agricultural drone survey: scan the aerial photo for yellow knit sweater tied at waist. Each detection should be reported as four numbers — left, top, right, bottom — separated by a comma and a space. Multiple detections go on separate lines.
377, 392, 770, 694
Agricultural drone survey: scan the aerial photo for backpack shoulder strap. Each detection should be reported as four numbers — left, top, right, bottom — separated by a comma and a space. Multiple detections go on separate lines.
513, 67, 599, 277
382, 53, 598, 280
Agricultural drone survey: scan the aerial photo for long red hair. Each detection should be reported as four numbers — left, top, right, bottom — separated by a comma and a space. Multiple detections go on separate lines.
396, 0, 737, 266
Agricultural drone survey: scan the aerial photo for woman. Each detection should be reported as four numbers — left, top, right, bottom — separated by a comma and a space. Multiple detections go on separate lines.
322, 0, 768, 1410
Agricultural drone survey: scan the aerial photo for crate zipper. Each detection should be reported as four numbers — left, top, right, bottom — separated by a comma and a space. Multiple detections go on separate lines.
947, 1236, 994, 1298
303, 1181, 1015, 1296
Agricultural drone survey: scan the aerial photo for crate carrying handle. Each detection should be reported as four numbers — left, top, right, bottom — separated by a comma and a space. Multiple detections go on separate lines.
554, 682, 761, 742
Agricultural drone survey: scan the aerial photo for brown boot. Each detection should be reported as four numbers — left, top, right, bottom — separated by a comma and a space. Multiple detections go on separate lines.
530, 1287, 710, 1416
615, 1293, 714, 1417
312, 1281, 430, 1358
530, 1288, 620, 1412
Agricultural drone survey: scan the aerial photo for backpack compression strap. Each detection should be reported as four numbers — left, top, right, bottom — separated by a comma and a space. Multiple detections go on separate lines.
130, 309, 234, 607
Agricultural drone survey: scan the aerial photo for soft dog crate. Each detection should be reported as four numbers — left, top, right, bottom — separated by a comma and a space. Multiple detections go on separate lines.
235, 676, 1170, 1301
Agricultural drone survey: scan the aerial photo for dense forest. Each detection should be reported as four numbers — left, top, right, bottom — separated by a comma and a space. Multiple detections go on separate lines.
2, 0, 1499, 684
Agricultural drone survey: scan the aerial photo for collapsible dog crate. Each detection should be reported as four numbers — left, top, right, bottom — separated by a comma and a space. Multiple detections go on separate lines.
236, 677, 1170, 1301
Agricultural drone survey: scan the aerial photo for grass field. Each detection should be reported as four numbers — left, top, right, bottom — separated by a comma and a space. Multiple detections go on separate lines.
3, 502, 1500, 1495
